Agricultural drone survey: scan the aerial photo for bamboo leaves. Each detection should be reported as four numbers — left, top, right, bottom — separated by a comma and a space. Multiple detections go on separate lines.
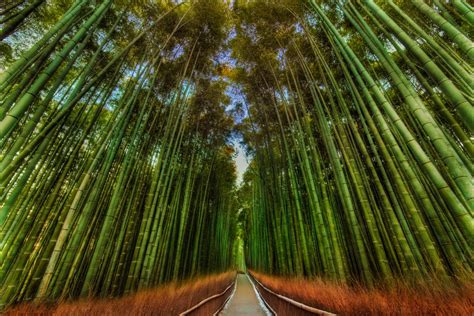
0, 0, 237, 308
238, 0, 473, 285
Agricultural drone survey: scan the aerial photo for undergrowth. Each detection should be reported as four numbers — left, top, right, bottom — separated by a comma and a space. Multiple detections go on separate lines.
4, 271, 235, 316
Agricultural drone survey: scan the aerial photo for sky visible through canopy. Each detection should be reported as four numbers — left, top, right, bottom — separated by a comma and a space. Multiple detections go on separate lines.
215, 28, 249, 184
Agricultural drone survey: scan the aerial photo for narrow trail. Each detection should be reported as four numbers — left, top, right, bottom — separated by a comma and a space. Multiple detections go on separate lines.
220, 274, 269, 315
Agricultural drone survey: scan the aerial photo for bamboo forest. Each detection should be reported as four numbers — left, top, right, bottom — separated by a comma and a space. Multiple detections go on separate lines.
0, 0, 473, 315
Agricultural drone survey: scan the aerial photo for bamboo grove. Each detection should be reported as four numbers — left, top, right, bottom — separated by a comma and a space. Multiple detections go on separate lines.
0, 0, 238, 307
236, 0, 473, 285
0, 0, 473, 310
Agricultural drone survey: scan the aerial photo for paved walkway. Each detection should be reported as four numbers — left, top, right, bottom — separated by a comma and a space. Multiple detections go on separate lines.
220, 274, 267, 315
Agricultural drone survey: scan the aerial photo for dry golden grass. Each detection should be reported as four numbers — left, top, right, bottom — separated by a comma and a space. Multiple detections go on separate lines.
251, 270, 474, 315
5, 271, 235, 316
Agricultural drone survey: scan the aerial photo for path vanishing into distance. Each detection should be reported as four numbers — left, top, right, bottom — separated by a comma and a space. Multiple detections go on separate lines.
220, 274, 268, 316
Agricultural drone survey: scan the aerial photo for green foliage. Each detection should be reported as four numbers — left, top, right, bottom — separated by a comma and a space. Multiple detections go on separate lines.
0, 0, 238, 307
235, 0, 473, 285
0, 0, 472, 309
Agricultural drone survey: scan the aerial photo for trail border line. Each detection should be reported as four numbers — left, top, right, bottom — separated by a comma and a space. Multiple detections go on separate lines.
212, 279, 237, 316
248, 272, 337, 316
179, 278, 236, 315
246, 273, 276, 315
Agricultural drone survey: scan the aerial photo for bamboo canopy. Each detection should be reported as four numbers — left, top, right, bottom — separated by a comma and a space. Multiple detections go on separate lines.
0, 0, 472, 309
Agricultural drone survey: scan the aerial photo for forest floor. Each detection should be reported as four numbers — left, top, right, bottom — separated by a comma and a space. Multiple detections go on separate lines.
4, 271, 235, 316
4, 270, 473, 315
251, 270, 474, 315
